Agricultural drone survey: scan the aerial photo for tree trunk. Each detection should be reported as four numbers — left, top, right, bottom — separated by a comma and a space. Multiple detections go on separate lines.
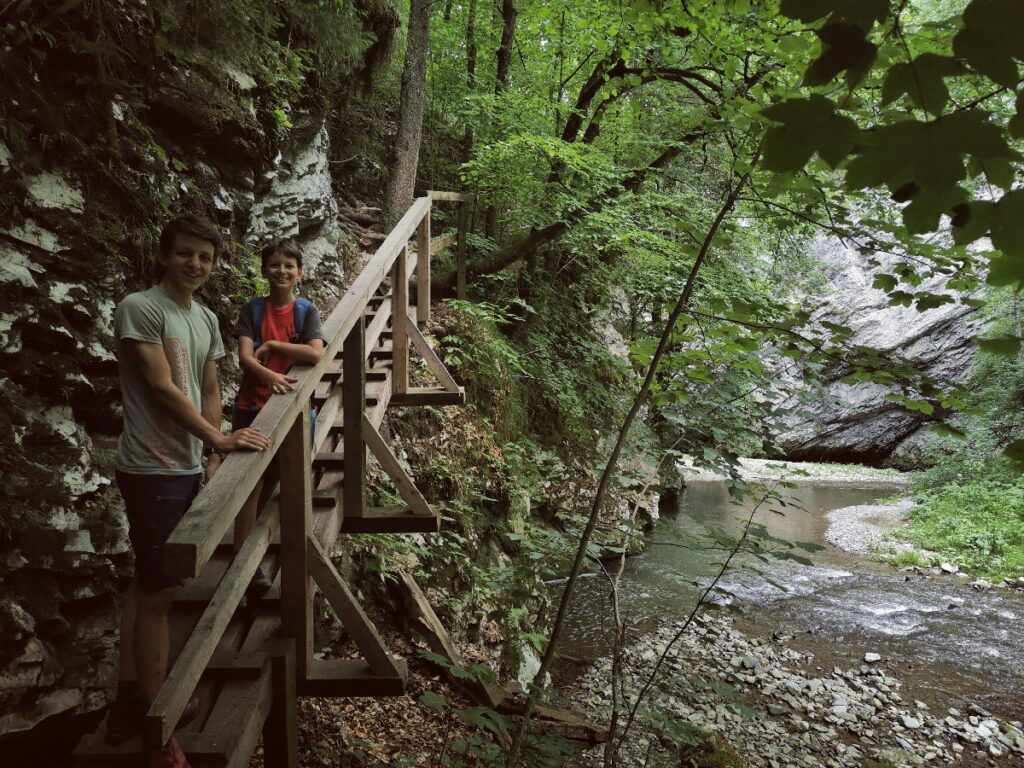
486, 0, 516, 240
383, 0, 431, 229
495, 0, 515, 95
461, 0, 478, 166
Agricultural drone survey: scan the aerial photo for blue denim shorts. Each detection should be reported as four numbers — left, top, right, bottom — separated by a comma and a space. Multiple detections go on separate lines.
116, 471, 201, 590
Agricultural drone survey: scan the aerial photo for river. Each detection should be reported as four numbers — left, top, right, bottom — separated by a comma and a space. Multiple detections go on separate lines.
559, 478, 1024, 722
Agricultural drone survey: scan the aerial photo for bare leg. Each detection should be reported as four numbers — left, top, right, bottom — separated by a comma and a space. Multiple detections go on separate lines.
134, 585, 178, 704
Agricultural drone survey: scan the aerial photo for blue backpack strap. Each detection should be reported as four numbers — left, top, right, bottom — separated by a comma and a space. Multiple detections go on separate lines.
292, 298, 312, 343
250, 297, 267, 349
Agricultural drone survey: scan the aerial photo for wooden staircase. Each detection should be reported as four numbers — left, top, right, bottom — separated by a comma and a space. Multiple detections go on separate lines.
74, 192, 468, 767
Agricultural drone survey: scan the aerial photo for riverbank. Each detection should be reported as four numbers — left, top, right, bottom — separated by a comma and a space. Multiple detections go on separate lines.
825, 498, 1024, 590
567, 614, 1024, 768
682, 458, 909, 487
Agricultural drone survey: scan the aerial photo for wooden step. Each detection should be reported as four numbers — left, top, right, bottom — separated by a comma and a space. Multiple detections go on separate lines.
389, 386, 466, 407
313, 451, 346, 469
339, 506, 441, 533
298, 657, 407, 698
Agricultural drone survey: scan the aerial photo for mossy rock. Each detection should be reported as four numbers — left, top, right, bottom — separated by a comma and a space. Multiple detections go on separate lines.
678, 731, 744, 768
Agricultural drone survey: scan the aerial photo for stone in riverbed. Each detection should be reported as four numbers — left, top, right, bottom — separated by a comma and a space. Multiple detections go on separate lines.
864, 652, 882, 663
902, 714, 923, 729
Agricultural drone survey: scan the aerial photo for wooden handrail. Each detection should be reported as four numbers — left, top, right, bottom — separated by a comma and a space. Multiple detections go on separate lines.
164, 195, 432, 578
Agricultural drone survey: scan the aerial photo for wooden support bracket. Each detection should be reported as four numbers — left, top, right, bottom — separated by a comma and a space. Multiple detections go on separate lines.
404, 315, 461, 393
361, 413, 433, 517
306, 536, 400, 679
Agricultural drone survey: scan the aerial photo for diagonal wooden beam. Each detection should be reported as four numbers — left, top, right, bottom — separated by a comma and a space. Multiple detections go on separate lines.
403, 314, 460, 393
146, 501, 279, 745
360, 413, 433, 516
306, 536, 400, 678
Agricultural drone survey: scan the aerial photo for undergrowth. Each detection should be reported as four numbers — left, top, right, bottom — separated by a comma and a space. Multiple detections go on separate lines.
899, 480, 1024, 580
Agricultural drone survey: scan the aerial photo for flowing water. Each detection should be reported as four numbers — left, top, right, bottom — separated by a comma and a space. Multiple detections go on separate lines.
559, 479, 1024, 720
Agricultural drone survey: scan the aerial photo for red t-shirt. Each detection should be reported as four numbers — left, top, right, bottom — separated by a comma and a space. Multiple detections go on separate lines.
236, 299, 298, 410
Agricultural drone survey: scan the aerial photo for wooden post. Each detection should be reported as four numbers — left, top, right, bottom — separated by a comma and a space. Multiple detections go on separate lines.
343, 317, 366, 519
393, 246, 410, 395
262, 639, 298, 768
278, 410, 313, 682
456, 202, 468, 300
416, 206, 431, 325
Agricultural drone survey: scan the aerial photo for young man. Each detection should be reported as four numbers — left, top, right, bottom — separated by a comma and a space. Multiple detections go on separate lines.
109, 215, 272, 767
228, 240, 325, 595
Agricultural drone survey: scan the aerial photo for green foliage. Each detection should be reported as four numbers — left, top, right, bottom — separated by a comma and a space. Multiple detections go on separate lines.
903, 480, 1024, 579
417, 685, 573, 768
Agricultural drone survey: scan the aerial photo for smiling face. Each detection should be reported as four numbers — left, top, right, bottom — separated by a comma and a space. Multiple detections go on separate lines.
262, 250, 303, 294
157, 233, 216, 304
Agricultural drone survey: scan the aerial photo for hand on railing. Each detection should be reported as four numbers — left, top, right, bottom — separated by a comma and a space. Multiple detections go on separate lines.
260, 368, 299, 395
205, 427, 271, 480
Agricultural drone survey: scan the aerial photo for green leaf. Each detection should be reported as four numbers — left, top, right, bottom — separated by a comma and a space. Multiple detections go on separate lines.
953, 0, 1024, 89
1009, 91, 1024, 139
872, 273, 898, 292
951, 201, 993, 245
976, 335, 1023, 356
990, 190, 1024, 260
419, 691, 448, 710
761, 95, 858, 171
881, 54, 960, 115
984, 251, 1024, 287
803, 23, 878, 88
780, 0, 888, 30
915, 292, 955, 311
929, 423, 968, 440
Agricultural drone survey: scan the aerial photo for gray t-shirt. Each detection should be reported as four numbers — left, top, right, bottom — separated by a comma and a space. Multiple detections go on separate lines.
114, 286, 225, 475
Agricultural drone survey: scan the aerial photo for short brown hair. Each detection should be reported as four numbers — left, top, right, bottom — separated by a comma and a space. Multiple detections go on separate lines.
158, 215, 222, 260
260, 239, 303, 269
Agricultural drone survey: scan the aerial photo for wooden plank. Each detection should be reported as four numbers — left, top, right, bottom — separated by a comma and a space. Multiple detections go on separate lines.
205, 650, 267, 679
306, 536, 400, 678
364, 297, 393, 357
364, 363, 395, 426
222, 667, 275, 768
343, 317, 366, 519
416, 212, 431, 325
262, 639, 298, 768
389, 387, 466, 407
74, 729, 234, 764
361, 414, 432, 516
426, 190, 467, 202
429, 231, 458, 255
297, 658, 406, 698
146, 503, 279, 744
404, 315, 460, 392
392, 246, 410, 395
338, 507, 440, 534
398, 572, 506, 710
166, 196, 430, 579
278, 411, 313, 684
313, 451, 346, 468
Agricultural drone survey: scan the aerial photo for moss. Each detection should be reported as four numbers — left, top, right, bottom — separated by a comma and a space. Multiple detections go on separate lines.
678, 731, 744, 768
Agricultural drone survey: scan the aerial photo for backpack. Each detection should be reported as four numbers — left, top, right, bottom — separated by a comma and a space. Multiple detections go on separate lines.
249, 297, 312, 350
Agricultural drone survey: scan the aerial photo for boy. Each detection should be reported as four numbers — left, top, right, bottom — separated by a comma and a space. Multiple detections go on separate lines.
109, 215, 272, 768
226, 239, 325, 593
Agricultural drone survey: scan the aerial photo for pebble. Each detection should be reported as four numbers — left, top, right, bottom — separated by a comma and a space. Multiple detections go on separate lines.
566, 615, 1024, 768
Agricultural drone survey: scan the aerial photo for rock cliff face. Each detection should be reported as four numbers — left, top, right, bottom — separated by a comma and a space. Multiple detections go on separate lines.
0, 112, 351, 736
775, 236, 984, 467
